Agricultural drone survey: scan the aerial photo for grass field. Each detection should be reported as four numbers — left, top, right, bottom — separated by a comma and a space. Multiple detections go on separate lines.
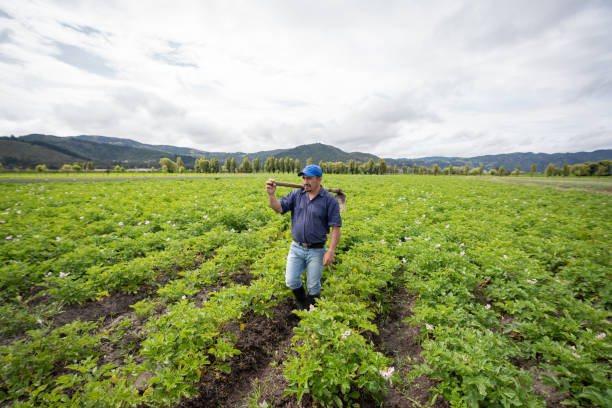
0, 175, 610, 407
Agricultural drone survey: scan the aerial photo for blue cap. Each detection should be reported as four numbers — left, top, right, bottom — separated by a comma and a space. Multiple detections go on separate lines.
298, 164, 323, 177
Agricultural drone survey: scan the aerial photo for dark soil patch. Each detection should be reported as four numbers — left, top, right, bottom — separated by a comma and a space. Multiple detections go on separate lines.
177, 300, 300, 408
51, 289, 150, 329
372, 287, 449, 408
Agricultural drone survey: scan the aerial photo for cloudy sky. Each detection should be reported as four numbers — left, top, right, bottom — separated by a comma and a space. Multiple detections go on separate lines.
0, 1, 611, 158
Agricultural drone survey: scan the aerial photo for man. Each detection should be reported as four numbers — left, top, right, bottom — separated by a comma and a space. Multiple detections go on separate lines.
266, 164, 342, 310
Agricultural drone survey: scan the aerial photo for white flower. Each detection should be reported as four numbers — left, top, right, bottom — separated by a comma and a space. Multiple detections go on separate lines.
379, 366, 395, 380
459, 243, 465, 247
167, 220, 171, 224
434, 244, 441, 248
46, 272, 52, 277
445, 225, 450, 229
181, 295, 186, 300
526, 279, 537, 285
59, 272, 69, 278
596, 333, 606, 340
138, 222, 142, 225
380, 239, 386, 244
145, 220, 150, 225
79, 216, 84, 219
16, 210, 21, 214
5, 235, 12, 240
503, 255, 508, 259
341, 330, 351, 340
405, 237, 412, 241
118, 222, 124, 226
424, 237, 430, 241
309, 304, 316, 312
415, 220, 421, 225
425, 324, 434, 331
202, 215, 209, 220
422, 214, 426, 218
56, 237, 61, 241
572, 352, 580, 359
485, 304, 491, 309
460, 251, 465, 256
166, 238, 171, 241
461, 355, 468, 362
402, 258, 407, 264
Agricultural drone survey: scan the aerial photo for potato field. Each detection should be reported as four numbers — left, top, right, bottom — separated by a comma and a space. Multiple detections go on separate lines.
0, 175, 610, 407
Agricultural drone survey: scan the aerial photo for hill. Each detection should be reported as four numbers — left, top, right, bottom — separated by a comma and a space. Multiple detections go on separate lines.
0, 134, 610, 171
386, 150, 612, 172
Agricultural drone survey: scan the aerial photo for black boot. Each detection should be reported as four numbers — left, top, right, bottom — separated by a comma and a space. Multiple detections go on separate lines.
307, 293, 320, 308
292, 286, 308, 310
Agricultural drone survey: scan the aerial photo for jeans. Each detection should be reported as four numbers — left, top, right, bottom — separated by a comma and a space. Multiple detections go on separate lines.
285, 242, 326, 296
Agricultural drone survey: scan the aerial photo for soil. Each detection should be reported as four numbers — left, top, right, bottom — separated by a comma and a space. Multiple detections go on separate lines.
372, 287, 450, 408
177, 300, 300, 408
51, 289, 150, 329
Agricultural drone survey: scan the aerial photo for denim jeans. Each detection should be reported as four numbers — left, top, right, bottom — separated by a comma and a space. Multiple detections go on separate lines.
285, 242, 326, 296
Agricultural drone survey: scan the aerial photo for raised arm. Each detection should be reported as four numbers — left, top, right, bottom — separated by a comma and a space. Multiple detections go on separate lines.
266, 179, 282, 213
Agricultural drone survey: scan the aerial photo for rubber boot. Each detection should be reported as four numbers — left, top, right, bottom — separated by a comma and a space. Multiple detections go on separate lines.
307, 293, 320, 308
292, 286, 308, 310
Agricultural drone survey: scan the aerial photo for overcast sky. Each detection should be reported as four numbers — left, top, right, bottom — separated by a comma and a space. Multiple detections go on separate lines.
1, 1, 611, 158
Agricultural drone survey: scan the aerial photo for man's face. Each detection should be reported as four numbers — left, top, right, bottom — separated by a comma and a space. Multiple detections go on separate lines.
302, 175, 321, 191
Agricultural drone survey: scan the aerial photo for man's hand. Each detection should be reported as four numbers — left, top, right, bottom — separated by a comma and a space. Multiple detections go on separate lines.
266, 179, 282, 213
266, 179, 277, 195
323, 249, 335, 266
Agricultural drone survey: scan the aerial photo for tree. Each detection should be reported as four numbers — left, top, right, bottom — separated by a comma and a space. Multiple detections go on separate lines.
294, 159, 301, 173
176, 156, 184, 169
114, 165, 125, 172
413, 163, 418, 174
239, 157, 252, 173
562, 164, 570, 176
464, 165, 469, 175
72, 163, 82, 172
223, 158, 231, 172
199, 159, 210, 173
211, 157, 220, 173
61, 164, 73, 172
230, 157, 237, 173
365, 158, 376, 174
377, 159, 387, 174
449, 165, 454, 175
160, 158, 178, 173
498, 166, 506, 176
545, 163, 556, 177
35, 164, 47, 172
530, 164, 537, 176
252, 158, 260, 173
433, 164, 441, 175
596, 161, 610, 176
306, 157, 313, 166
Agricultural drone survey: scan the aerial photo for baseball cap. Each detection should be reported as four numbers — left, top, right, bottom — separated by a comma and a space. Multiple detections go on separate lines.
298, 164, 323, 177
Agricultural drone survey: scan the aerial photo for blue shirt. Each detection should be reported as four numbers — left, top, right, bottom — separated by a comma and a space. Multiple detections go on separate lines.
280, 187, 342, 244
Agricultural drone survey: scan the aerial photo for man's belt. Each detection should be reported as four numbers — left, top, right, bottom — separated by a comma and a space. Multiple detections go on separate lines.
294, 241, 325, 249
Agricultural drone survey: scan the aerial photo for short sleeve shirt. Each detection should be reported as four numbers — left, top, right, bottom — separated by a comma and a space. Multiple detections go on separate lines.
279, 187, 342, 244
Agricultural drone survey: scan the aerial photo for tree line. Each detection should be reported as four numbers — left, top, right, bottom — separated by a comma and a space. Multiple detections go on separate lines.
4, 158, 609, 177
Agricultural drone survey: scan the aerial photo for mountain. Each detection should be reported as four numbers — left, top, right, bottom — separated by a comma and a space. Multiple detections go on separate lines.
385, 150, 612, 172
1, 134, 610, 171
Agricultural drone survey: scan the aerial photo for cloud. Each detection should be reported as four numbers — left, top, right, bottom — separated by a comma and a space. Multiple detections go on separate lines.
0, 8, 12, 19
52, 41, 116, 77
60, 23, 103, 36
1, 1, 611, 157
